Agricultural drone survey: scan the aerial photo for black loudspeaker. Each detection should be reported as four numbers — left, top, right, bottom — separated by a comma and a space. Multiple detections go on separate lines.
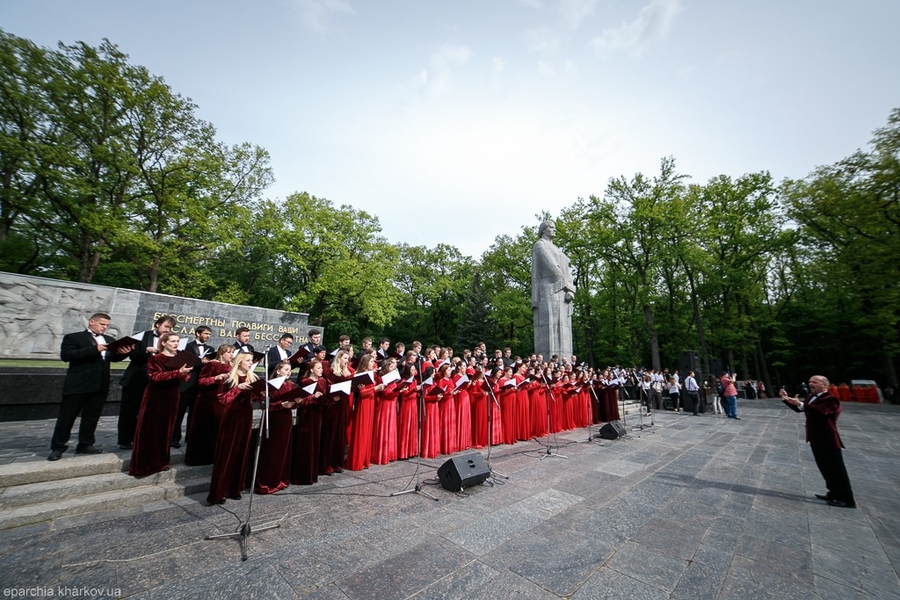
437, 453, 490, 491
598, 421, 626, 440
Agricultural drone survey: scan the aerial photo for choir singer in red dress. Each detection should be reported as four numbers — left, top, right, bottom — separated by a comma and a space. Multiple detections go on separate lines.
321, 350, 353, 475
293, 358, 327, 485
371, 357, 401, 465
207, 352, 258, 505
397, 363, 421, 460
129, 333, 191, 477
184, 344, 233, 466
255, 361, 296, 494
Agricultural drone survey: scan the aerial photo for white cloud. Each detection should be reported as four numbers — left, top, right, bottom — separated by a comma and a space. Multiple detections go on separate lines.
414, 44, 472, 98
590, 0, 682, 56
292, 0, 354, 33
558, 0, 600, 30
525, 25, 562, 55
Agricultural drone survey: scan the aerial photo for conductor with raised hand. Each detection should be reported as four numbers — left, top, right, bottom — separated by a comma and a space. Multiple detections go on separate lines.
781, 375, 856, 508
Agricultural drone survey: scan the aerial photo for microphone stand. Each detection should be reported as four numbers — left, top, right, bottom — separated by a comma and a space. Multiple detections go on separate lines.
392, 366, 437, 501
482, 373, 508, 483
538, 372, 566, 460
582, 382, 604, 444
206, 347, 280, 561
633, 386, 650, 431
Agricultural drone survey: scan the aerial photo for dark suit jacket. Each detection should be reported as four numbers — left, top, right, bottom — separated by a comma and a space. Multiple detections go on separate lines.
266, 345, 292, 374
120, 330, 156, 388
803, 391, 844, 448
60, 330, 128, 395
233, 341, 255, 353
181, 340, 212, 392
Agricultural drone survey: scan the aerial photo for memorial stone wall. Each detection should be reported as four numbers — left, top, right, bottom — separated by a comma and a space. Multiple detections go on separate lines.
0, 272, 319, 420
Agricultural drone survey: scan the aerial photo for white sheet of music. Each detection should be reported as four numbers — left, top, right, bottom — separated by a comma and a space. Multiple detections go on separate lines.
381, 369, 401, 385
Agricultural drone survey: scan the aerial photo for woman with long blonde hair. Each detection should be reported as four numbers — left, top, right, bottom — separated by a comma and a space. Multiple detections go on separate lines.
320, 349, 353, 475
207, 352, 258, 505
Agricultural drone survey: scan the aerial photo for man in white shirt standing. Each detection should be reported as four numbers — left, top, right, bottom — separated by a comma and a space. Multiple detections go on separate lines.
684, 370, 701, 415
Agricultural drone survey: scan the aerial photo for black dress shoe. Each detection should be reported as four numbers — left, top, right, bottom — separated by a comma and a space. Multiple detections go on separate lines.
47, 449, 64, 461
170, 441, 181, 449
815, 493, 831, 501
75, 446, 102, 455
826, 499, 856, 508
119, 444, 133, 450
228, 493, 242, 500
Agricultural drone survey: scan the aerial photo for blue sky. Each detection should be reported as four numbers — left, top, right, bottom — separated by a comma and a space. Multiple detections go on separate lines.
2, 0, 898, 257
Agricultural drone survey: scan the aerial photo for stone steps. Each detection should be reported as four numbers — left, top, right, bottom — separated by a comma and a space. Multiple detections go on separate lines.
0, 451, 212, 531
0, 403, 645, 531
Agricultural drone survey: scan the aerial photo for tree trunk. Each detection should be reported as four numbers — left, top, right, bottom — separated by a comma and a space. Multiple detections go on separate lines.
683, 262, 711, 374
756, 339, 773, 397
881, 341, 899, 388
644, 304, 660, 371
148, 255, 160, 293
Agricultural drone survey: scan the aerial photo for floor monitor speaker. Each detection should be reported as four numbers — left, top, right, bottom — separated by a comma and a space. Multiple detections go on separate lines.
437, 452, 490, 491
598, 421, 626, 440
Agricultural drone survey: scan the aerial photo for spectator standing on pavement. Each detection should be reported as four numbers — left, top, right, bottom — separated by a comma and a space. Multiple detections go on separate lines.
721, 371, 740, 420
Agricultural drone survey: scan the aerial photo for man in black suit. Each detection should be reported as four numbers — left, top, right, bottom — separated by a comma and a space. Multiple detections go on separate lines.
48, 313, 133, 461
297, 329, 321, 363
117, 315, 176, 449
171, 325, 213, 448
266, 333, 294, 375
233, 326, 255, 354
781, 375, 856, 508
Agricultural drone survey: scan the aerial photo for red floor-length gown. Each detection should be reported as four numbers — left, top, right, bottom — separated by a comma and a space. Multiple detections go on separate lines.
605, 382, 621, 421
320, 370, 351, 476
498, 380, 518, 445
454, 375, 473, 452
530, 382, 549, 437
469, 379, 488, 449
578, 384, 591, 427
421, 381, 441, 459
397, 380, 419, 459
207, 377, 256, 504
436, 377, 458, 455
549, 381, 564, 433
371, 378, 399, 465
184, 360, 229, 466
254, 381, 295, 494
346, 378, 376, 470
129, 353, 186, 477
515, 375, 531, 440
293, 377, 326, 485
562, 384, 577, 430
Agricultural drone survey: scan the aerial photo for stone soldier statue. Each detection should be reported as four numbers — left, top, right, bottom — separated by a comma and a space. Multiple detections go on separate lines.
531, 220, 576, 360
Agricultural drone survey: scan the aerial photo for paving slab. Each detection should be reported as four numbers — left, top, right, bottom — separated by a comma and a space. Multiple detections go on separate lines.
0, 400, 899, 599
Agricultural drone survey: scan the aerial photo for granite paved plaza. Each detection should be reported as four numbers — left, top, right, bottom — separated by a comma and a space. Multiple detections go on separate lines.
1, 399, 899, 599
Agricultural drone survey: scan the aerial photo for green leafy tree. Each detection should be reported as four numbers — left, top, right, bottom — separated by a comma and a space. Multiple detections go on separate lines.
782, 108, 900, 385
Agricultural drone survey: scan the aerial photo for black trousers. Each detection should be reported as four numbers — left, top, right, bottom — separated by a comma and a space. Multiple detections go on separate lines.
51, 391, 108, 451
118, 382, 146, 446
171, 387, 197, 443
811, 444, 855, 504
